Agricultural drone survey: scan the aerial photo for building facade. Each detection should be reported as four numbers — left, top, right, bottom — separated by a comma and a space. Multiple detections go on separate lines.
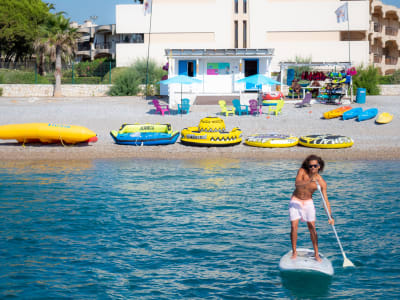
71, 20, 143, 62
370, 0, 400, 74
115, 0, 370, 72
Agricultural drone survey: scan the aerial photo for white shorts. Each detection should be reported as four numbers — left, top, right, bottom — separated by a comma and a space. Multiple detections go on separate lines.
289, 196, 316, 222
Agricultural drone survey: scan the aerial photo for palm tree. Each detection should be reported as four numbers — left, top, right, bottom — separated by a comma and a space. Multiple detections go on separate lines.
42, 13, 79, 97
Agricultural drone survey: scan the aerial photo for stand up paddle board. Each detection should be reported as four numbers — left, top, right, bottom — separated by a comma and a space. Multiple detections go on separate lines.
279, 248, 334, 276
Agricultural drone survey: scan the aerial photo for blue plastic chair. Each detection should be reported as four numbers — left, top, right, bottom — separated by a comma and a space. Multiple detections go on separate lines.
177, 98, 190, 114
232, 99, 249, 115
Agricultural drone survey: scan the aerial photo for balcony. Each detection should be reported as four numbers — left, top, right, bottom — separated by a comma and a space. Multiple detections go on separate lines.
374, 22, 382, 32
95, 42, 112, 50
385, 26, 398, 36
374, 54, 382, 63
385, 56, 398, 65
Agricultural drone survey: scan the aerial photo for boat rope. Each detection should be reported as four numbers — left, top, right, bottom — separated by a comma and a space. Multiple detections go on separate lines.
59, 136, 73, 147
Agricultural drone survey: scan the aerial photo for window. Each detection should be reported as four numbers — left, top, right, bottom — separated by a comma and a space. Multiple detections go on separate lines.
243, 0, 247, 14
234, 21, 238, 48
131, 34, 144, 43
234, 0, 238, 14
243, 21, 247, 48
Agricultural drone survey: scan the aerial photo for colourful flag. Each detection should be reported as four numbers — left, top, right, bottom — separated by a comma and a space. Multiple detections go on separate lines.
144, 0, 152, 16
335, 3, 348, 23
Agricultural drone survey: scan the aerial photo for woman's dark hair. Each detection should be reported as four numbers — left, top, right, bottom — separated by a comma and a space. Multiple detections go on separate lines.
301, 154, 325, 173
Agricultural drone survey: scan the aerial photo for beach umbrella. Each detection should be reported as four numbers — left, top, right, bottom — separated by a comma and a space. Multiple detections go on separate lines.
236, 74, 281, 105
159, 75, 202, 115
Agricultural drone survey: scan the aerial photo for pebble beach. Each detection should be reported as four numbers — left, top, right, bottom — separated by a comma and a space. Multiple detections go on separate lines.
0, 95, 398, 161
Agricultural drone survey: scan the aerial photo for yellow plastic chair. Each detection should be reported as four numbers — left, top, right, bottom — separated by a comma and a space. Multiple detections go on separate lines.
268, 100, 284, 115
218, 100, 235, 116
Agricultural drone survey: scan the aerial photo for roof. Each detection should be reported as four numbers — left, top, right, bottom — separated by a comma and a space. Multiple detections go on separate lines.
165, 48, 274, 57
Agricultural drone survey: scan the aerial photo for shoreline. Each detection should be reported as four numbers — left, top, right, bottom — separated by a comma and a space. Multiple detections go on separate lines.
0, 95, 399, 162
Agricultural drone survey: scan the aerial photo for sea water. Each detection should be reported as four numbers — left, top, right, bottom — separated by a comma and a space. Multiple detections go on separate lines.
0, 159, 399, 299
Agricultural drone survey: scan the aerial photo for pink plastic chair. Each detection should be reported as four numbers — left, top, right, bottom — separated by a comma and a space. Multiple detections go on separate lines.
152, 99, 170, 116
249, 99, 262, 115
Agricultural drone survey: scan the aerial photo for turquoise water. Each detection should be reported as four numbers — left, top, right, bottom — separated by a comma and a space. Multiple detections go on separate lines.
0, 159, 399, 299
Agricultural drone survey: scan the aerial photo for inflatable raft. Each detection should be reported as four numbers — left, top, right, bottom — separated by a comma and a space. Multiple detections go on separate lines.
110, 123, 179, 146
245, 134, 298, 148
299, 134, 354, 149
180, 116, 242, 147
323, 106, 352, 119
0, 123, 98, 144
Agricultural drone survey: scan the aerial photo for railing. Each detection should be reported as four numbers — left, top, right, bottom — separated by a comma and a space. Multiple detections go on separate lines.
385, 26, 398, 36
374, 54, 382, 63
374, 22, 382, 32
95, 42, 112, 49
385, 56, 398, 65
78, 44, 91, 51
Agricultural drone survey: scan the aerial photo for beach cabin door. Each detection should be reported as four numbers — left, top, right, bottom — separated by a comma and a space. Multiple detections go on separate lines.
244, 59, 259, 90
178, 60, 196, 77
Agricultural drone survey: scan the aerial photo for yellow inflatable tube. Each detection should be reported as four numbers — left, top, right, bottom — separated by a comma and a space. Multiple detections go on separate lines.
0, 123, 98, 144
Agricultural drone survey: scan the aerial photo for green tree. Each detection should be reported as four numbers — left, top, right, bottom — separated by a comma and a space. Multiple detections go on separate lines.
0, 0, 51, 61
40, 13, 79, 97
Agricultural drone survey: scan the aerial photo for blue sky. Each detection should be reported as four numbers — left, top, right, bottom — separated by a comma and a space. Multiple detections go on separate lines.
382, 0, 400, 7
48, 0, 140, 25
48, 0, 400, 26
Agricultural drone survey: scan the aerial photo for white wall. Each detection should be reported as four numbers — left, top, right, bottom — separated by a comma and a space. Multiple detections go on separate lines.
116, 1, 232, 67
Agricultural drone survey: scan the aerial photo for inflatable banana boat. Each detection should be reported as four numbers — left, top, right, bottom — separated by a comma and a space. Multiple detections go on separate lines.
180, 116, 242, 147
0, 123, 98, 144
245, 134, 298, 148
299, 134, 354, 149
110, 123, 179, 146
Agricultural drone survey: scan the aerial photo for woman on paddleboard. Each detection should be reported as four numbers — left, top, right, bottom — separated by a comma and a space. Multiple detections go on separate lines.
290, 154, 334, 261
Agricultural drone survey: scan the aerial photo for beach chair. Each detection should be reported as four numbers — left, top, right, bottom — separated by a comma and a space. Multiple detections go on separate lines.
232, 99, 249, 115
177, 98, 190, 114
152, 99, 170, 116
218, 100, 235, 116
249, 99, 262, 115
269, 100, 284, 115
295, 92, 312, 108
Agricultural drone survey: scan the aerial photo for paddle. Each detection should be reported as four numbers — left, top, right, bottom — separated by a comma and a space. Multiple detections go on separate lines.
316, 181, 355, 268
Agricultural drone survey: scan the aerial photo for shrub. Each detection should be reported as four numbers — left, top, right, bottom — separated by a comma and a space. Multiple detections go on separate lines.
108, 68, 141, 96
75, 58, 114, 77
352, 65, 380, 95
0, 69, 50, 84
101, 67, 129, 84
0, 88, 3, 96
379, 70, 400, 84
109, 58, 166, 96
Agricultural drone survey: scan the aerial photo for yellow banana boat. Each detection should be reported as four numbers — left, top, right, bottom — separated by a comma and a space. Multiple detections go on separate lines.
0, 123, 98, 144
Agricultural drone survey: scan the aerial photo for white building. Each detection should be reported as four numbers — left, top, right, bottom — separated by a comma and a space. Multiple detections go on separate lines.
115, 0, 370, 105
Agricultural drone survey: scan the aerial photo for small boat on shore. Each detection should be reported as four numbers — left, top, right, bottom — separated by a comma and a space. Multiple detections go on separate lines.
323, 106, 352, 119
110, 123, 179, 146
299, 134, 354, 149
245, 134, 298, 148
375, 112, 393, 124
357, 108, 378, 122
342, 107, 363, 120
180, 116, 242, 147
0, 123, 98, 144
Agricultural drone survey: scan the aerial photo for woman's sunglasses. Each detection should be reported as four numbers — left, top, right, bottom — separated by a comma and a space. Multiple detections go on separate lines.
309, 164, 319, 168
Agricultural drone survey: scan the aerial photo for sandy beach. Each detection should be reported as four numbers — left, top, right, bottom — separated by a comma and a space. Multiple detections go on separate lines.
0, 95, 399, 161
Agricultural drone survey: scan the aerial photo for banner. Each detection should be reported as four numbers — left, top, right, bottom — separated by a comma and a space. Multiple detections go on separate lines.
335, 3, 348, 23
144, 0, 152, 16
